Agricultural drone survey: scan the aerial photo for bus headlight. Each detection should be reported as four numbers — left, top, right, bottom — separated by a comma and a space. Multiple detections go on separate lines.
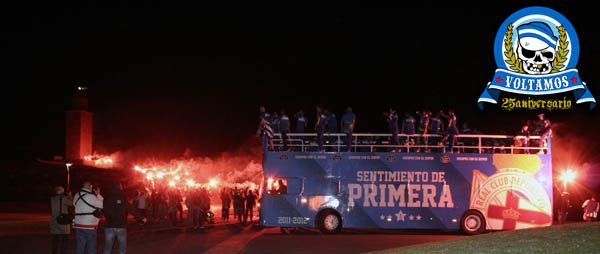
301, 197, 308, 204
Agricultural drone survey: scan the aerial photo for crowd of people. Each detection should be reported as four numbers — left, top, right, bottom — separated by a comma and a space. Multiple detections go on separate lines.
258, 106, 553, 154
49, 181, 260, 254
220, 187, 259, 224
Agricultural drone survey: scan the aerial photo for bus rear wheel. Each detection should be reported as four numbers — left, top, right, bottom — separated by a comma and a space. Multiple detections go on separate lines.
460, 210, 485, 235
317, 210, 342, 234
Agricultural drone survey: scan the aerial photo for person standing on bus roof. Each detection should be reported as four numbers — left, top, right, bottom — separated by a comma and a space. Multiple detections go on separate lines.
323, 108, 331, 148
272, 112, 280, 150
417, 110, 430, 152
441, 109, 459, 153
429, 111, 442, 152
401, 112, 416, 150
341, 107, 356, 152
279, 109, 291, 151
257, 106, 274, 151
384, 107, 399, 152
315, 106, 327, 152
515, 124, 531, 154
326, 109, 338, 151
535, 113, 552, 153
294, 110, 307, 151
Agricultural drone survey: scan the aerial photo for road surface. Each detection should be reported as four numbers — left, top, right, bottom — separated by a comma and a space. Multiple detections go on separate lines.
0, 208, 465, 254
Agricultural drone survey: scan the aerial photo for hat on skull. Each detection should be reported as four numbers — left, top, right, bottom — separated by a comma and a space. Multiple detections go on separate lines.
517, 22, 558, 50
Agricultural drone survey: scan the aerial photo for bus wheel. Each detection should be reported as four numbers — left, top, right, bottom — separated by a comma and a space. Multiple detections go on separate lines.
317, 210, 342, 234
460, 210, 485, 235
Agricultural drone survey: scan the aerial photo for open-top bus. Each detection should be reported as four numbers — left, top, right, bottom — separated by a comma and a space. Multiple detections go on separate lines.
258, 133, 553, 234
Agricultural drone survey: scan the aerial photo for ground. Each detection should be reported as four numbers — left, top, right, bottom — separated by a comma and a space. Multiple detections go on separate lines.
371, 222, 600, 254
4, 203, 592, 254
0, 204, 466, 254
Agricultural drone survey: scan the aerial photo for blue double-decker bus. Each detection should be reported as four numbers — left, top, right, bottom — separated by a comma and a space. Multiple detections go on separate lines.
258, 133, 553, 234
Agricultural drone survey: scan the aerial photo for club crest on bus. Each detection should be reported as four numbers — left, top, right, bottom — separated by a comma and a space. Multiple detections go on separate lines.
477, 6, 596, 110
469, 155, 552, 230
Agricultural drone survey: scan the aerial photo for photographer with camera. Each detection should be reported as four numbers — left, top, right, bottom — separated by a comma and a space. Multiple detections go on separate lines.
50, 185, 73, 254
73, 181, 104, 254
103, 181, 146, 254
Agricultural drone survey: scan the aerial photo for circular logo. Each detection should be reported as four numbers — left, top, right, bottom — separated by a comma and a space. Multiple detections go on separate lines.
470, 168, 552, 230
494, 7, 579, 74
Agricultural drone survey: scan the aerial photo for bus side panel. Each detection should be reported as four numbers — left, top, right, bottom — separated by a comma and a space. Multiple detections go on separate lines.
261, 152, 553, 231
338, 153, 472, 230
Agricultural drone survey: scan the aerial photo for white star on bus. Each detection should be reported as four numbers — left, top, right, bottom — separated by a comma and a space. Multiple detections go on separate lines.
395, 210, 406, 222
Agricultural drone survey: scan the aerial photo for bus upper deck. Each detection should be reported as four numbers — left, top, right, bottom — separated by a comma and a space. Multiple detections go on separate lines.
269, 133, 550, 154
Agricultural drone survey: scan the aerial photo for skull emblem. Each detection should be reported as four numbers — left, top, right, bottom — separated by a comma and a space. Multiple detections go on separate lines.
516, 22, 558, 75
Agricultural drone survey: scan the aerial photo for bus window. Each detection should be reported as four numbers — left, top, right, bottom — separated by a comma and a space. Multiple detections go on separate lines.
266, 177, 302, 195
324, 178, 340, 195
267, 178, 288, 194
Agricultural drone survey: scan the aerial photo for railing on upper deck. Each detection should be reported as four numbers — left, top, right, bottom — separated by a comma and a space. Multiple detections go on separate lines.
269, 133, 550, 154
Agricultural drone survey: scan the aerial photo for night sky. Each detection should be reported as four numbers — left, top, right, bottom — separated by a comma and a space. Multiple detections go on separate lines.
5, 3, 600, 161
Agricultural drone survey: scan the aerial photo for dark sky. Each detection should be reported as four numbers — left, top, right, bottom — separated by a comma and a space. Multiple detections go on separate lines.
5, 2, 600, 160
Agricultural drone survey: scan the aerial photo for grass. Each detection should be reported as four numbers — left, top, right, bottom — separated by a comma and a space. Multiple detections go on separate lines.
370, 222, 600, 254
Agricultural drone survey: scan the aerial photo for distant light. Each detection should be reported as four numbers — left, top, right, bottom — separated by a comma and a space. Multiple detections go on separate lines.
65, 163, 73, 167
301, 197, 308, 204
77, 86, 88, 91
452, 218, 458, 223
168, 181, 175, 187
146, 172, 153, 180
561, 170, 576, 183
174, 175, 180, 181
386, 217, 392, 222
209, 179, 218, 187
156, 172, 165, 178
187, 180, 195, 187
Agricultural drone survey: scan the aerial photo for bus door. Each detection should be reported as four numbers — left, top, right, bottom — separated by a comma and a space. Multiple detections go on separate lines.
263, 177, 308, 226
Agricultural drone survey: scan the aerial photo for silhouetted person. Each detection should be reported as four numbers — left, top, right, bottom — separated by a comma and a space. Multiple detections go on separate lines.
558, 192, 569, 224
50, 186, 72, 254
245, 190, 256, 223
103, 182, 145, 254
440, 109, 459, 153
220, 187, 231, 222
276, 180, 287, 195
279, 109, 291, 151
315, 105, 327, 152
401, 112, 416, 150
341, 107, 356, 152
258, 106, 274, 151
384, 107, 399, 152
582, 196, 599, 222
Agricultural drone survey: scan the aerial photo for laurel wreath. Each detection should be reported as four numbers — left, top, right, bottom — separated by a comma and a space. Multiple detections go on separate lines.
503, 24, 524, 73
551, 25, 569, 73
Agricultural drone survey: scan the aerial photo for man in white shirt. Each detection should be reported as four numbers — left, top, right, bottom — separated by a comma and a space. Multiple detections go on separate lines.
73, 182, 103, 254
